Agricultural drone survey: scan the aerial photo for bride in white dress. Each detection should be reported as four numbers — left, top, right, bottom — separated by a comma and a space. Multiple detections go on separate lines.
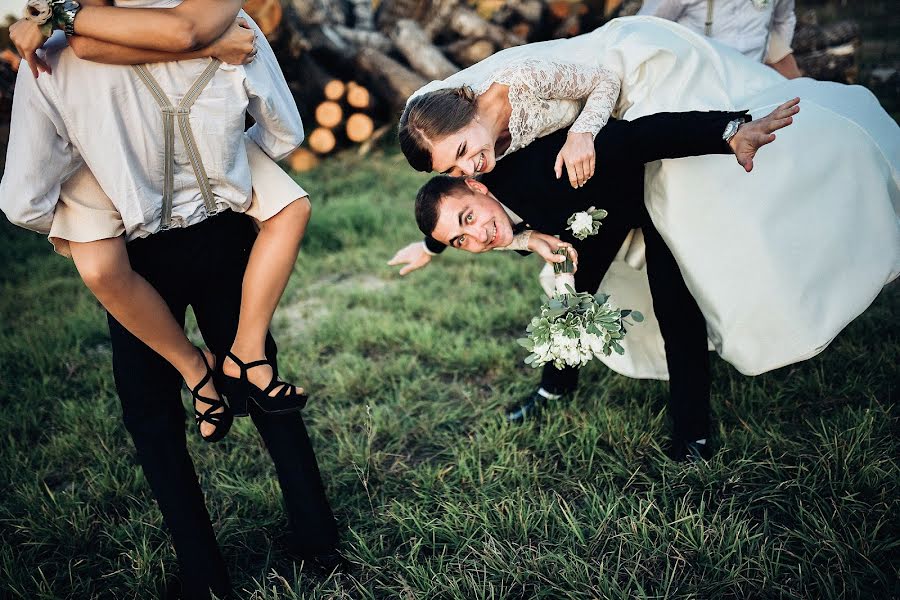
391, 16, 899, 380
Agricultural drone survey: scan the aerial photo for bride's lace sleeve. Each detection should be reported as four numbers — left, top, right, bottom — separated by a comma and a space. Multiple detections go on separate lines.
493, 57, 622, 140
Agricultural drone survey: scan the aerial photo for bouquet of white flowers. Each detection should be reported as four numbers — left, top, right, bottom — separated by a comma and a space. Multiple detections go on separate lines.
518, 248, 643, 369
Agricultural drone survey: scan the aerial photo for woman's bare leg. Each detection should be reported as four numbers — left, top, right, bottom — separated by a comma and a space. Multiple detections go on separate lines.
69, 236, 223, 436
223, 198, 310, 392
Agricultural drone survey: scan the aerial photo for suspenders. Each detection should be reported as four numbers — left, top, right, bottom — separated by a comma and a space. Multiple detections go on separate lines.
705, 0, 714, 36
132, 59, 222, 230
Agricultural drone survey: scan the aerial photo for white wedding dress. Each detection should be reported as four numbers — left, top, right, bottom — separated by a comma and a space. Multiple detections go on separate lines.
411, 16, 900, 379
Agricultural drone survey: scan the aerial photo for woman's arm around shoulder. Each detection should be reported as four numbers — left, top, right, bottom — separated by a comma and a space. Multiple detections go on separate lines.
73, 0, 243, 52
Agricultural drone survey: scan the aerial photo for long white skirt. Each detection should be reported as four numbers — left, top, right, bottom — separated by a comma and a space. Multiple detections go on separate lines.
537, 17, 900, 378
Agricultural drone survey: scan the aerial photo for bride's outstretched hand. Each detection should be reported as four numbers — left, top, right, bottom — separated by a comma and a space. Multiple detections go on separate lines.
527, 232, 578, 273
729, 97, 800, 172
388, 241, 433, 276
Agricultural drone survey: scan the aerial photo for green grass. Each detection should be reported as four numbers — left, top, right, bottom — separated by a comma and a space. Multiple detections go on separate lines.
0, 146, 897, 599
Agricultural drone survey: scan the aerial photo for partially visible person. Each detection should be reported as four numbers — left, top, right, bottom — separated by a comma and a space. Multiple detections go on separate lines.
1, 1, 338, 597
638, 0, 803, 78
9, 0, 312, 444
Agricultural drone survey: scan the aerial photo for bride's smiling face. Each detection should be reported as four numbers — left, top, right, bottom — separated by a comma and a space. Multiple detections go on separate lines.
430, 180, 514, 252
429, 120, 497, 176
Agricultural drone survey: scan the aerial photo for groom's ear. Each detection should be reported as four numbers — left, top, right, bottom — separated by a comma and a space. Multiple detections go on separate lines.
464, 178, 490, 196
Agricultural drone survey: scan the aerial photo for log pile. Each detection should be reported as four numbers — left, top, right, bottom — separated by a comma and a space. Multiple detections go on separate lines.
791, 10, 861, 84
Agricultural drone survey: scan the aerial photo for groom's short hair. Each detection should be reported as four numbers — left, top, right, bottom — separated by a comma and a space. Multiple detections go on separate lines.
415, 176, 472, 236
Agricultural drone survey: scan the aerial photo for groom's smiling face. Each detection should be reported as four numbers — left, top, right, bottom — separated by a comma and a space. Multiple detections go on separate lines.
430, 179, 515, 253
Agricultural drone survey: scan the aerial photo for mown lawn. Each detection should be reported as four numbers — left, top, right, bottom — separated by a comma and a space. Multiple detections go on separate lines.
0, 147, 897, 599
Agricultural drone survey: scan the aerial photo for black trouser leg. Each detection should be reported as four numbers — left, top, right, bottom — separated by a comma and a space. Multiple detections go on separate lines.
108, 274, 230, 600
642, 222, 711, 442
187, 213, 339, 557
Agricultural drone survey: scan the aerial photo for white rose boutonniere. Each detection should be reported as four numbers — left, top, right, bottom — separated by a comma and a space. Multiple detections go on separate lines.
566, 206, 608, 240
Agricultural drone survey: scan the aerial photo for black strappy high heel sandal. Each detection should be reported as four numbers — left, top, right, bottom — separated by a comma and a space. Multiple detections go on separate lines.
217, 352, 308, 416
191, 348, 233, 442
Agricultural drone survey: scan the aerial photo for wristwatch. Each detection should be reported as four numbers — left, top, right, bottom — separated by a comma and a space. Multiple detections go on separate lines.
51, 0, 81, 37
722, 118, 743, 145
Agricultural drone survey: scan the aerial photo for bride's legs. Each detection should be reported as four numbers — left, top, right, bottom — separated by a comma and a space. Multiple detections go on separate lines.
222, 198, 311, 394
69, 237, 224, 437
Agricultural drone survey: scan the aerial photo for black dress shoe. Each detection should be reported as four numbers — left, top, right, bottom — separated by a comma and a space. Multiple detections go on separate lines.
505, 389, 567, 423
667, 439, 714, 463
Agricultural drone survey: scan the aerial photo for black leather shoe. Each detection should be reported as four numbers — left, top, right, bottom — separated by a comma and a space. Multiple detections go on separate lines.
505, 389, 567, 423
667, 439, 714, 463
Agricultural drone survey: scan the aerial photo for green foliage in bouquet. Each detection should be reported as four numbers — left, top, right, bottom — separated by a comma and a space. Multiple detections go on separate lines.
518, 247, 643, 369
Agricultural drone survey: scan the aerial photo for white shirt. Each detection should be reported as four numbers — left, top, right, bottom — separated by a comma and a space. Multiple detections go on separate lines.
639, 0, 796, 62
0, 10, 303, 239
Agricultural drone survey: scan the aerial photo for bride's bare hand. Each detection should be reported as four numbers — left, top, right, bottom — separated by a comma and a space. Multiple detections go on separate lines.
730, 97, 800, 172
527, 232, 578, 272
208, 18, 256, 65
9, 19, 50, 78
554, 131, 595, 188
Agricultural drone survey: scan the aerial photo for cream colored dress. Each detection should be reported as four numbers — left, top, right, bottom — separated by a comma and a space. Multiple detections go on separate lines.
49, 135, 307, 257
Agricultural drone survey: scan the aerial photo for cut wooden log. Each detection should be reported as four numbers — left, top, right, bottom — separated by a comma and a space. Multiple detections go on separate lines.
331, 24, 393, 53
323, 79, 347, 100
308, 127, 337, 153
349, 0, 375, 30
288, 147, 321, 171
358, 122, 393, 155
375, 0, 430, 33
603, 0, 623, 17
391, 19, 459, 81
441, 38, 495, 67
423, 0, 462, 38
346, 112, 375, 142
345, 81, 372, 109
547, 0, 571, 20
315, 100, 344, 128
0, 49, 20, 72
243, 0, 284, 36
447, 6, 524, 49
354, 46, 428, 111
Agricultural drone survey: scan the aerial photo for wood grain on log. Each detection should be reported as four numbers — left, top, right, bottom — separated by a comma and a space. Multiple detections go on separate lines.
346, 82, 372, 108
448, 6, 524, 49
391, 19, 459, 81
315, 101, 344, 128
346, 112, 375, 142
308, 127, 337, 153
288, 147, 321, 171
243, 0, 284, 36
375, 0, 429, 33
441, 38, 494, 67
355, 46, 428, 111
349, 0, 375, 30
332, 24, 393, 53
323, 79, 346, 100
423, 0, 462, 38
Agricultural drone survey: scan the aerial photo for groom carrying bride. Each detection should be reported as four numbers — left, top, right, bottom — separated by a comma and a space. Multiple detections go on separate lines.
413, 102, 799, 462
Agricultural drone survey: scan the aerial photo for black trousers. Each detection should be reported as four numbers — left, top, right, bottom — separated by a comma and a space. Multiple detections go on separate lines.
540, 204, 711, 442
107, 212, 337, 599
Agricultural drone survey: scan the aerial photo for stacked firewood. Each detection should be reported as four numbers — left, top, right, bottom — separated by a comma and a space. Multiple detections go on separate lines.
791, 10, 861, 84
